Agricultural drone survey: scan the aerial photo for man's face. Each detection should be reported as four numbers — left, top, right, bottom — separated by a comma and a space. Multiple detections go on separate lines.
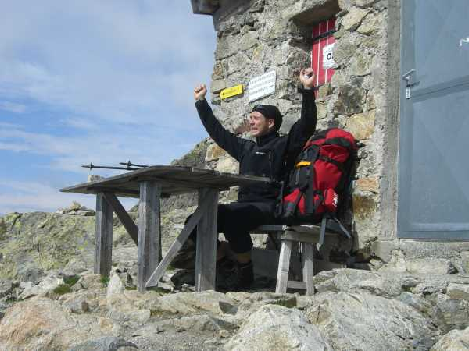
249, 111, 274, 137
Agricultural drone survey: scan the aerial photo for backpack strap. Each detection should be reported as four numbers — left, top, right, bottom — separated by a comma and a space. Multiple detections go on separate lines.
331, 215, 352, 239
284, 189, 304, 218
318, 215, 328, 250
318, 155, 345, 172
323, 137, 354, 149
318, 214, 352, 250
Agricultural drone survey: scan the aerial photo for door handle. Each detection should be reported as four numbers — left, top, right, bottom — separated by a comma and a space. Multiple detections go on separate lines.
402, 69, 415, 81
402, 69, 420, 99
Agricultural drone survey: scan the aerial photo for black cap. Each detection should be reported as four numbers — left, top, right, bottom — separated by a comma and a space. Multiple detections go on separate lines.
252, 105, 282, 131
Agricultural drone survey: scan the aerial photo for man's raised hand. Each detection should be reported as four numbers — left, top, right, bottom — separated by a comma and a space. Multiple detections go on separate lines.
299, 68, 316, 89
194, 84, 207, 101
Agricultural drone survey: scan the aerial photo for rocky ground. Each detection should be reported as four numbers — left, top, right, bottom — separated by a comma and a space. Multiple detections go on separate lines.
1, 207, 469, 350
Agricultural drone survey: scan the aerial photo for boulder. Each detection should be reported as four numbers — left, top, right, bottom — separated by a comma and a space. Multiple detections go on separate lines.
225, 304, 332, 351
431, 327, 469, 351
313, 268, 404, 297
145, 291, 236, 317
106, 271, 125, 297
19, 274, 63, 299
305, 291, 436, 350
0, 297, 116, 350
68, 337, 137, 351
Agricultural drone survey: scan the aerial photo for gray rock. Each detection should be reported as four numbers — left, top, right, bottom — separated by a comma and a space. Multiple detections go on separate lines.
159, 314, 236, 333
72, 273, 105, 291
68, 337, 138, 351
431, 327, 469, 351
446, 283, 469, 300
225, 304, 332, 351
397, 292, 432, 315
431, 293, 469, 333
305, 291, 437, 351
19, 274, 63, 299
60, 290, 100, 314
341, 7, 369, 31
107, 271, 125, 297
406, 258, 457, 275
146, 291, 237, 317
0, 280, 15, 299
0, 297, 117, 350
313, 268, 404, 297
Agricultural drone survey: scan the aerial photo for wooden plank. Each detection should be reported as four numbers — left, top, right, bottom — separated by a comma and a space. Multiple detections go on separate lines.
276, 239, 293, 293
287, 281, 306, 290
137, 181, 161, 292
195, 188, 219, 292
60, 165, 270, 196
103, 193, 138, 245
134, 175, 212, 190
92, 187, 140, 197
94, 193, 114, 277
302, 242, 315, 296
283, 231, 320, 244
145, 197, 210, 288
253, 225, 289, 232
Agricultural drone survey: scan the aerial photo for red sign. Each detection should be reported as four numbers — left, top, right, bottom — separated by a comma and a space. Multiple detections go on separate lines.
311, 18, 336, 90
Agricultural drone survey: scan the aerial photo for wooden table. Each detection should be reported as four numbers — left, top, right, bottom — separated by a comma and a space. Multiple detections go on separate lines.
61, 165, 270, 292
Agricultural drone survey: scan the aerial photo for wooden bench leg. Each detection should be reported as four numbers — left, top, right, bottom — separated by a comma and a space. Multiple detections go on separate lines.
138, 181, 161, 292
95, 193, 113, 277
276, 239, 293, 294
301, 242, 315, 296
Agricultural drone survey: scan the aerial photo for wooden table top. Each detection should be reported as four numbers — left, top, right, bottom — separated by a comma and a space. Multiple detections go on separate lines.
60, 165, 272, 198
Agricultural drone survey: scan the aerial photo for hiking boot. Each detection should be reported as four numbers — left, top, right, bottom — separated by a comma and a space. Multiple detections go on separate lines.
216, 257, 238, 291
236, 261, 254, 290
171, 239, 196, 269
216, 258, 254, 292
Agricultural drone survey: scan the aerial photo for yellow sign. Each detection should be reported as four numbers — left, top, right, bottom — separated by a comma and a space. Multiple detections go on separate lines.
220, 84, 243, 100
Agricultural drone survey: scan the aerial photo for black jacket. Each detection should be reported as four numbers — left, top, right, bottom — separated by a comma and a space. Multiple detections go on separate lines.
195, 88, 317, 203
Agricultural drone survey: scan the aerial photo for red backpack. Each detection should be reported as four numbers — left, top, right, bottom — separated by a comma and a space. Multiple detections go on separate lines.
278, 128, 358, 245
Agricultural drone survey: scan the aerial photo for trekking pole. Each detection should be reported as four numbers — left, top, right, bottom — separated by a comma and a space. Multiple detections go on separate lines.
81, 162, 143, 171
119, 160, 149, 169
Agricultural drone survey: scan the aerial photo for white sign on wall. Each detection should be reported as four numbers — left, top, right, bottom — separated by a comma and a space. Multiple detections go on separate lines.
322, 43, 336, 70
248, 71, 276, 102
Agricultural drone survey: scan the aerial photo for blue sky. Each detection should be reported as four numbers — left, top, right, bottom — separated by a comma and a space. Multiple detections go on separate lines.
0, 1, 216, 214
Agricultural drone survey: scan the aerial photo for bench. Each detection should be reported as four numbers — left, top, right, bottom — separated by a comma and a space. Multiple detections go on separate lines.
169, 221, 350, 295
251, 223, 349, 295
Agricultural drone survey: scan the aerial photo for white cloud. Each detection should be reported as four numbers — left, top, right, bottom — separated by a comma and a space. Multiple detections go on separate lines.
0, 179, 137, 214
0, 142, 30, 152
0, 101, 26, 113
60, 118, 98, 131
0, 121, 202, 173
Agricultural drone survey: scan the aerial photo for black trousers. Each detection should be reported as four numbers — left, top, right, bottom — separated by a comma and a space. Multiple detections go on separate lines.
188, 201, 277, 254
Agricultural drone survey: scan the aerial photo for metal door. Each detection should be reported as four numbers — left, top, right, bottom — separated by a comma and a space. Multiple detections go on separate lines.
399, 0, 469, 239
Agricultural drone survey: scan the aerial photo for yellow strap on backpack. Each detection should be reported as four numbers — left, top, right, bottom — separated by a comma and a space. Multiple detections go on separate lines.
296, 161, 311, 167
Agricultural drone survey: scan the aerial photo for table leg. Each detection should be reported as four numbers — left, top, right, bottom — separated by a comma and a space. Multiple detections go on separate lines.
138, 181, 161, 292
195, 188, 218, 292
95, 193, 114, 277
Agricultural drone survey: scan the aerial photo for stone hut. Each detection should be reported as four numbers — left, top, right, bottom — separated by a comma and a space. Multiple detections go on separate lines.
189, 0, 469, 271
